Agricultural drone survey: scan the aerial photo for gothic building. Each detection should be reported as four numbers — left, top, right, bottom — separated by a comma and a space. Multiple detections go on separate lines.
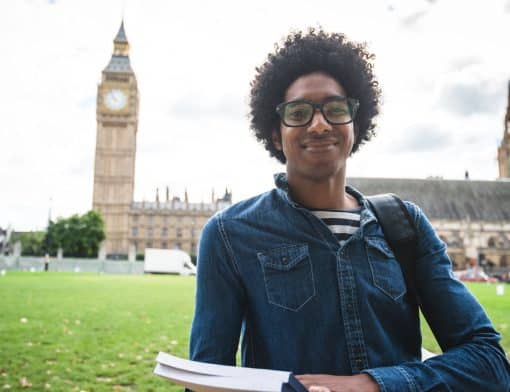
92, 22, 231, 258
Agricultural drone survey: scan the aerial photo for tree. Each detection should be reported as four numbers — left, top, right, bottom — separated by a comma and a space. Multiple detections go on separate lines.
10, 231, 46, 256
44, 210, 105, 258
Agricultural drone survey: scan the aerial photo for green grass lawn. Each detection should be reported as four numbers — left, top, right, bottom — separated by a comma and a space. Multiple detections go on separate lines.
0, 272, 508, 391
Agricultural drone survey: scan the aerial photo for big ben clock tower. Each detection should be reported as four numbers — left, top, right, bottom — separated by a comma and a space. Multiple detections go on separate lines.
93, 21, 138, 256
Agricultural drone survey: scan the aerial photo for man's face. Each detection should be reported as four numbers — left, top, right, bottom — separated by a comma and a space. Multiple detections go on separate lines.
273, 72, 355, 183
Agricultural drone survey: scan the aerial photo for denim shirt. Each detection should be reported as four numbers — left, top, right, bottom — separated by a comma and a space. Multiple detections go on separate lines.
190, 173, 510, 391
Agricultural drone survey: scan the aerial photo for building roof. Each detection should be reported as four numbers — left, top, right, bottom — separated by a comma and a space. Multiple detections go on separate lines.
114, 21, 128, 43
347, 177, 510, 221
104, 55, 132, 73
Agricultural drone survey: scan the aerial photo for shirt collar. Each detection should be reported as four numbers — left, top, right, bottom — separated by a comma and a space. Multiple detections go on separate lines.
273, 172, 377, 228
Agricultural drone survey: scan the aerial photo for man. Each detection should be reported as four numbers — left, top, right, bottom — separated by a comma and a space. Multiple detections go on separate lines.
189, 29, 510, 391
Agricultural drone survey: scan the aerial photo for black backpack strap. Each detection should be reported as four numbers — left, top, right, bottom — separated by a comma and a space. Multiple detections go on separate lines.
367, 194, 419, 304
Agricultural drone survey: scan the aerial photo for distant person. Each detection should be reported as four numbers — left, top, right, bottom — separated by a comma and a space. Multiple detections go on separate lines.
189, 29, 510, 391
44, 253, 50, 272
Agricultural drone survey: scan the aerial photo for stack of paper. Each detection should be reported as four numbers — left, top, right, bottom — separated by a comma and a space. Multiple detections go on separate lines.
154, 352, 301, 392
154, 349, 437, 391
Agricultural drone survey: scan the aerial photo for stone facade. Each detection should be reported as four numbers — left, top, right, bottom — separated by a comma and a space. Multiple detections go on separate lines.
92, 22, 230, 257
433, 220, 510, 269
128, 190, 231, 256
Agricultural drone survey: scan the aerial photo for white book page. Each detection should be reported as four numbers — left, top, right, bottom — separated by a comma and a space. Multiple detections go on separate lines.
154, 363, 288, 392
156, 352, 291, 379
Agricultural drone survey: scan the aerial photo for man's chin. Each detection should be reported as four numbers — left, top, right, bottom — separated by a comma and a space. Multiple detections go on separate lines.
289, 162, 346, 183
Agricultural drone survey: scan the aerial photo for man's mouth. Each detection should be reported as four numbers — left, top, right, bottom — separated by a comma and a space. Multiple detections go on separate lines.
301, 139, 339, 151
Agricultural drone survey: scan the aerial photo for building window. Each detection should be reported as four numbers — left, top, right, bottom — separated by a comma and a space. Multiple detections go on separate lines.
176, 242, 182, 249
176, 228, 182, 238
147, 227, 153, 238
162, 227, 168, 237
162, 241, 168, 249
133, 215, 139, 223
148, 215, 154, 225
146, 241, 153, 248
132, 227, 138, 237
163, 216, 169, 225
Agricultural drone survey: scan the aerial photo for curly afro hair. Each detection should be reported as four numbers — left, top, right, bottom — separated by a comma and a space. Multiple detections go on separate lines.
249, 28, 381, 164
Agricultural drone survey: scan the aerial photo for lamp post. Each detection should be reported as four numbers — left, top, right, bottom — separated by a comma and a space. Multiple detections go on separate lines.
44, 197, 52, 271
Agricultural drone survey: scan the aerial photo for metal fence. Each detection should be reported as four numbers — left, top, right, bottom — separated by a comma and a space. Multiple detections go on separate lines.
0, 256, 145, 275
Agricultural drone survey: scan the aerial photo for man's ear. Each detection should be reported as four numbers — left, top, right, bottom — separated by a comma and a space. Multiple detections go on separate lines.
272, 130, 282, 151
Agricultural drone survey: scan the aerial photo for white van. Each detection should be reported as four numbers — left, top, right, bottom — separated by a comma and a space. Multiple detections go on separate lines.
144, 248, 196, 276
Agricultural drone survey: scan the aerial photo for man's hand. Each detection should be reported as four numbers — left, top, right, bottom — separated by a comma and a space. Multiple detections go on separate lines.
296, 373, 380, 392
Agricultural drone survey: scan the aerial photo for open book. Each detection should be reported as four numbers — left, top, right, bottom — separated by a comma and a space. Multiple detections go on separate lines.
153, 352, 306, 392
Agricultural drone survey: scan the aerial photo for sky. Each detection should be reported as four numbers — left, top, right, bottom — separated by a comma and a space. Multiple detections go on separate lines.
1, 0, 510, 231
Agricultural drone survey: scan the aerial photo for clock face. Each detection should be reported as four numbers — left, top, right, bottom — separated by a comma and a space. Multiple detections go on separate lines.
104, 89, 128, 111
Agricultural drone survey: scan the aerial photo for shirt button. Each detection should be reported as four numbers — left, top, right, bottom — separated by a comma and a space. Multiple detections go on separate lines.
281, 256, 288, 265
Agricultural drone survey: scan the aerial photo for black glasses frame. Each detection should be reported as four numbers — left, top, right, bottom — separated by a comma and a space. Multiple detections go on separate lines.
275, 96, 360, 127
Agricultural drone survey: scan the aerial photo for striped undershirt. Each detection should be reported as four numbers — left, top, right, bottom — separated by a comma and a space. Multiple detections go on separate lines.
309, 208, 362, 245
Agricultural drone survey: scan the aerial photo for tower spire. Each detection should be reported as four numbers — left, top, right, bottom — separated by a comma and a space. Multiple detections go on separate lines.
113, 20, 129, 57
115, 20, 128, 43
497, 80, 510, 178
104, 20, 132, 73
505, 81, 510, 135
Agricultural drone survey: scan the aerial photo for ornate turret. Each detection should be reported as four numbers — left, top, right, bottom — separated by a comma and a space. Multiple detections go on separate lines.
218, 187, 232, 203
104, 21, 133, 73
498, 81, 510, 178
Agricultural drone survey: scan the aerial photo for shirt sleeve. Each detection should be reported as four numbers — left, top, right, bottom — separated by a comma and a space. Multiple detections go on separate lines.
189, 213, 246, 366
362, 201, 510, 392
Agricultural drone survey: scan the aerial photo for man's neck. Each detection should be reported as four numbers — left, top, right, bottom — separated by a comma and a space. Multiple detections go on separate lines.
287, 170, 359, 210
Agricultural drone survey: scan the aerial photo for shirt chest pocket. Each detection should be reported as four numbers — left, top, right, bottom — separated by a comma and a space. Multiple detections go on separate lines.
365, 237, 407, 301
257, 244, 316, 312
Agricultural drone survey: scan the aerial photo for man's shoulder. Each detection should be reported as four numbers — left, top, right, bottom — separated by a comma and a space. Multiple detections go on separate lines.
218, 189, 281, 221
201, 189, 282, 241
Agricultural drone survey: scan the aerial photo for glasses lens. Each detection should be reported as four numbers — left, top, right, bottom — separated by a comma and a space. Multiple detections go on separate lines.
323, 99, 352, 124
283, 102, 313, 126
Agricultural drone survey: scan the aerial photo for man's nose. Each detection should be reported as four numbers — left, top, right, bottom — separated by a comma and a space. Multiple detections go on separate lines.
307, 109, 331, 134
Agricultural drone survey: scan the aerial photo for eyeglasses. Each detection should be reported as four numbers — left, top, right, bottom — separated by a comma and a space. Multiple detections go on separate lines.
276, 96, 359, 127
